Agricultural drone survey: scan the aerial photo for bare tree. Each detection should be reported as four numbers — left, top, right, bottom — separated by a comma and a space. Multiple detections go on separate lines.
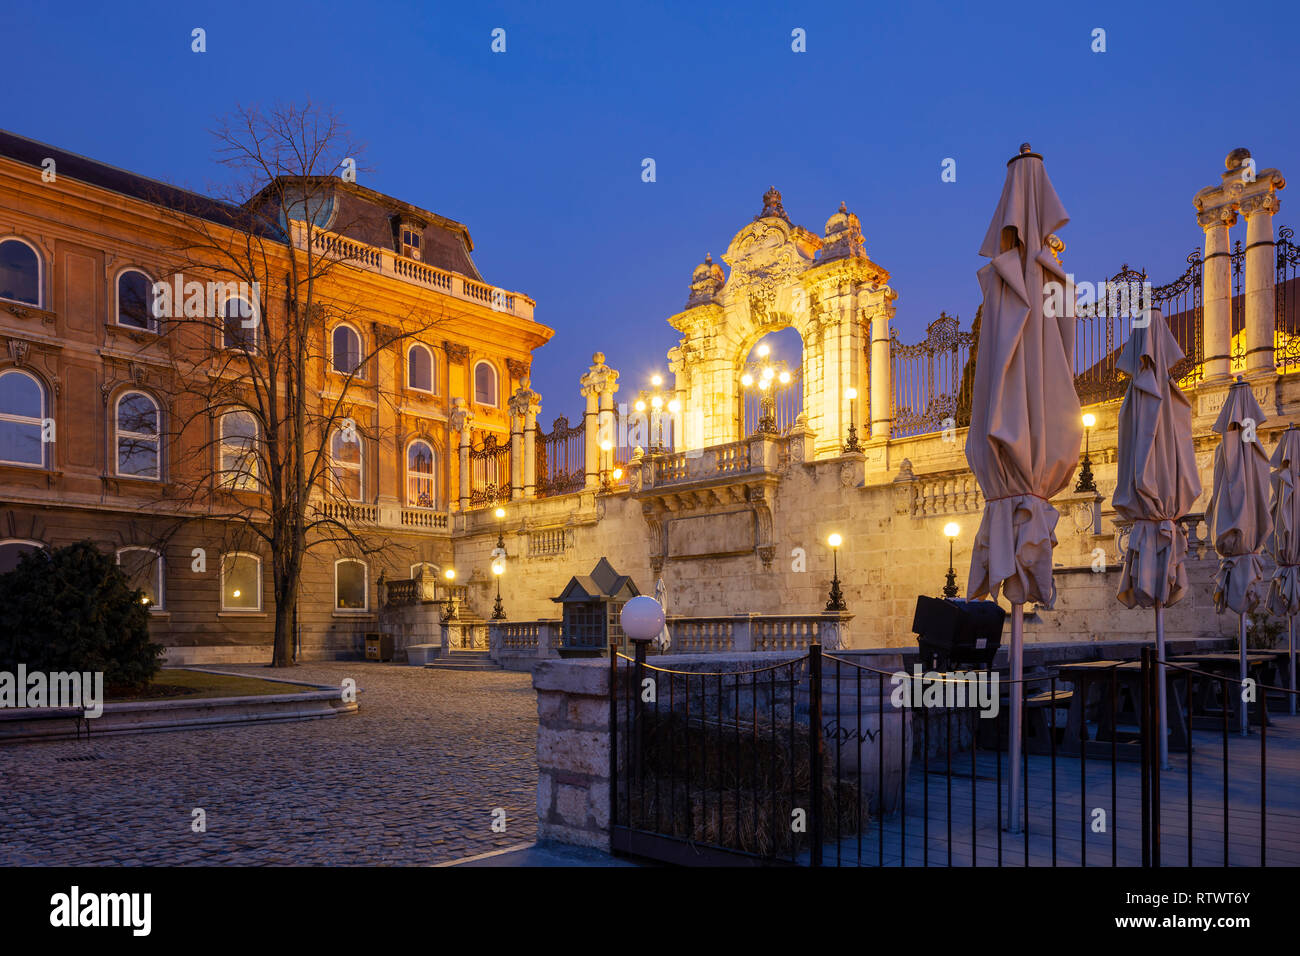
142, 102, 447, 666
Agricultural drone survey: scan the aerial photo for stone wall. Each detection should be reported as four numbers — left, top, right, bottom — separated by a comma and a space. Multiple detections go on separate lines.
533, 659, 612, 849
453, 373, 1298, 651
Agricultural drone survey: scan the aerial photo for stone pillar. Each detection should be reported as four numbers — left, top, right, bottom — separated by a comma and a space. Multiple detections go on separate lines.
1198, 205, 1238, 382
1240, 168, 1285, 374
509, 377, 541, 500
581, 382, 599, 490
869, 293, 896, 440
450, 399, 473, 511
523, 398, 540, 500
578, 352, 619, 490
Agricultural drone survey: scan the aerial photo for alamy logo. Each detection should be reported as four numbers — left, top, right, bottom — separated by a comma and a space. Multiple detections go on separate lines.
49, 886, 151, 936
0, 665, 104, 718
150, 274, 261, 326
889, 665, 1000, 719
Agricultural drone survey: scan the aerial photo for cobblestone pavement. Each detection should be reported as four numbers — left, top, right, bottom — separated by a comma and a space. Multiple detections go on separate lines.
2, 663, 538, 866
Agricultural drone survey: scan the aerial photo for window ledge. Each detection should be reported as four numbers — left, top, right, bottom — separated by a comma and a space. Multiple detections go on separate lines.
218, 611, 266, 618
333, 610, 375, 618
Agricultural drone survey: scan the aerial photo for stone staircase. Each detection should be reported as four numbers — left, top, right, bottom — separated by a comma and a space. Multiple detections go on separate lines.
423, 649, 503, 672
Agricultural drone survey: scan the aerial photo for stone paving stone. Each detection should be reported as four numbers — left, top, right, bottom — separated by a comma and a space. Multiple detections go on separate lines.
2, 663, 538, 866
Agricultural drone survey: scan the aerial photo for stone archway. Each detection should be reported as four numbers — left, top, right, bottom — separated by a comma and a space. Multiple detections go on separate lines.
667, 188, 897, 457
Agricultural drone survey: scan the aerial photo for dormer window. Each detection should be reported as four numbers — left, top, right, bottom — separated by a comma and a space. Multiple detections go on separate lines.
400, 223, 422, 260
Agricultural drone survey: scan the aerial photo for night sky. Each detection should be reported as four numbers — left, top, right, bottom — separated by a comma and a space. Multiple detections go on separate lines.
5, 0, 1297, 419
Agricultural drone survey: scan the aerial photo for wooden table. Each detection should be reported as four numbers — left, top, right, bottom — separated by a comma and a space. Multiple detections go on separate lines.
1054, 659, 1188, 760
1168, 653, 1275, 729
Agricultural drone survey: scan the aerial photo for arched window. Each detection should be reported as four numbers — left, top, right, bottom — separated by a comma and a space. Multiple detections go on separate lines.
0, 539, 46, 575
116, 269, 155, 331
222, 296, 258, 350
221, 552, 261, 611
331, 325, 363, 376
0, 368, 47, 467
474, 360, 498, 406
406, 439, 437, 508
116, 391, 161, 479
334, 558, 368, 611
407, 343, 434, 392
116, 546, 163, 609
0, 238, 41, 306
329, 428, 363, 500
219, 409, 260, 490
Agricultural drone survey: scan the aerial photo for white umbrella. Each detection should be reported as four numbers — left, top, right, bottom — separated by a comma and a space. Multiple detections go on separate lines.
966, 144, 1082, 832
1113, 308, 1202, 768
1266, 425, 1300, 715
1205, 376, 1273, 736
652, 578, 672, 652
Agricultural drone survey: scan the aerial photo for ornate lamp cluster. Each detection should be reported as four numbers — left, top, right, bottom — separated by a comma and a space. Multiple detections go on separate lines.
633, 373, 680, 452
740, 344, 790, 435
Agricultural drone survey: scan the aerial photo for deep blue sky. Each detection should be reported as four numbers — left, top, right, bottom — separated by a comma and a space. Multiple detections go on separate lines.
5, 0, 1298, 418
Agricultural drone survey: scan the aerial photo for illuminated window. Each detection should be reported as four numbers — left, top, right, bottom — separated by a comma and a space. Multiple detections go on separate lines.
221, 552, 261, 611
407, 439, 437, 508
329, 428, 363, 500
335, 558, 368, 610
116, 547, 163, 609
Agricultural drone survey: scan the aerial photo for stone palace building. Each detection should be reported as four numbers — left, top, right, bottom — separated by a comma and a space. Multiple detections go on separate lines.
1, 132, 1296, 663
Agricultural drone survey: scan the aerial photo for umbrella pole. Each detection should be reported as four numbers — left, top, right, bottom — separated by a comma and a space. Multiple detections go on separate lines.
1156, 602, 1168, 770
1290, 615, 1296, 718
1007, 602, 1024, 834
1239, 612, 1249, 737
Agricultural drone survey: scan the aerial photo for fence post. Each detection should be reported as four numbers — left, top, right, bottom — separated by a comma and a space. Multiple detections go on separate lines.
609, 640, 619, 835
809, 642, 824, 866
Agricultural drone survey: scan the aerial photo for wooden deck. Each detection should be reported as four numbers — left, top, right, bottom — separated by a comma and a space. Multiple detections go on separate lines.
809, 713, 1300, 867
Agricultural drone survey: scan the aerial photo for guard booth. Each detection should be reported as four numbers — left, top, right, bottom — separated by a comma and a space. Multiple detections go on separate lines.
551, 557, 640, 657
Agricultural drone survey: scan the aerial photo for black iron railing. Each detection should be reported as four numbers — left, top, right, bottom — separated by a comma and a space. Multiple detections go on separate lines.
610, 642, 1298, 867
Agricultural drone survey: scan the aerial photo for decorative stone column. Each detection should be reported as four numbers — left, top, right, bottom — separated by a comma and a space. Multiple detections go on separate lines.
509, 377, 540, 500
450, 398, 473, 511
1239, 163, 1285, 375
869, 292, 896, 440
523, 388, 541, 500
1197, 203, 1238, 382
578, 352, 618, 490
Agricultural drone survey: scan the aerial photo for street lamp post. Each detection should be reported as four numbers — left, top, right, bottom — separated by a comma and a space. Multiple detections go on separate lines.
825, 532, 847, 611
1075, 412, 1097, 492
843, 386, 863, 453
491, 558, 506, 621
741, 343, 790, 436
636, 373, 679, 451
442, 567, 458, 621
943, 522, 960, 598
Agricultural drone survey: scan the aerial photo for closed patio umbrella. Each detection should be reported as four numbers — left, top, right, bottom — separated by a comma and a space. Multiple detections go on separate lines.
1266, 425, 1300, 714
1205, 376, 1273, 736
1113, 308, 1202, 768
966, 144, 1082, 832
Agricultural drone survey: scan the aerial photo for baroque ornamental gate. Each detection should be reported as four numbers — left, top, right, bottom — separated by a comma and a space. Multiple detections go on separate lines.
469, 433, 511, 507
890, 312, 977, 438
535, 414, 585, 497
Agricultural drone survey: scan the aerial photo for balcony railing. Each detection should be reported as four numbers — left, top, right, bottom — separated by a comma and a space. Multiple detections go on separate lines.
290, 221, 535, 321
311, 498, 451, 533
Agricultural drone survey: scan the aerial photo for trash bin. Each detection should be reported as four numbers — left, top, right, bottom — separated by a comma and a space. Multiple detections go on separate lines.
364, 632, 394, 662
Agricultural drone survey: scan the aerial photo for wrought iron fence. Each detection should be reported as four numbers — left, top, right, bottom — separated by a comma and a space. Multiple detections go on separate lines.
468, 432, 510, 507
1278, 226, 1300, 374
890, 312, 977, 439
1074, 251, 1205, 405
611, 643, 1299, 867
535, 414, 585, 498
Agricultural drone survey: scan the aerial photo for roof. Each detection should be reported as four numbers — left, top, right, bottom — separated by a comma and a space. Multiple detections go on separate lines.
551, 557, 639, 602
0, 128, 268, 234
